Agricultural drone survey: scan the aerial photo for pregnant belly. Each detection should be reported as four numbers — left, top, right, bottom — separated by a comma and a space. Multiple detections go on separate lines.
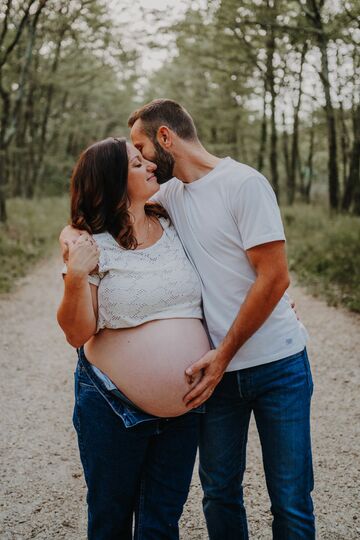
84, 318, 211, 417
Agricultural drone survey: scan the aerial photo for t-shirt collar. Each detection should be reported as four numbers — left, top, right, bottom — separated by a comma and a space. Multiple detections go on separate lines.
177, 157, 231, 189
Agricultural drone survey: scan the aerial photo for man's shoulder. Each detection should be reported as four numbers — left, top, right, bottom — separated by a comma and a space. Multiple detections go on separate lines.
217, 158, 273, 205
219, 158, 269, 191
157, 177, 183, 203
159, 177, 182, 194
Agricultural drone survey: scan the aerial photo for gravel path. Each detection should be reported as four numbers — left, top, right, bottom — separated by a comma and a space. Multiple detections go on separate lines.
1, 251, 359, 539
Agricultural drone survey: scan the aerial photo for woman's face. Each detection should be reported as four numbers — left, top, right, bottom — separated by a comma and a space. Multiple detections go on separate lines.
126, 143, 159, 204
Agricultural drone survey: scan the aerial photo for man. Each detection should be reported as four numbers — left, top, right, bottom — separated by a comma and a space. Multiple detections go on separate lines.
61, 99, 315, 539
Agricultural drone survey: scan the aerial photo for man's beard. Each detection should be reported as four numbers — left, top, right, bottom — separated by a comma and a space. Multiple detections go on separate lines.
153, 141, 175, 184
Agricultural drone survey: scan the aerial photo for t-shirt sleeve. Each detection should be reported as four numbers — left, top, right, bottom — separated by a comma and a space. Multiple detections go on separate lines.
62, 263, 101, 286
149, 182, 170, 211
232, 175, 286, 250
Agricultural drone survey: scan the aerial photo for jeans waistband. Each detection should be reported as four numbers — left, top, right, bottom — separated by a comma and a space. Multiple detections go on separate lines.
78, 347, 150, 410
77, 347, 158, 427
76, 347, 205, 428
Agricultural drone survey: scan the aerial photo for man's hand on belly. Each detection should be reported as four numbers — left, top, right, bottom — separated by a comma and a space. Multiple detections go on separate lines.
183, 349, 227, 409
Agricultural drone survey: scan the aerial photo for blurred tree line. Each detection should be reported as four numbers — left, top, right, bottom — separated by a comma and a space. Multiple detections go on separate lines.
0, 0, 138, 222
145, 0, 360, 213
1, 0, 359, 224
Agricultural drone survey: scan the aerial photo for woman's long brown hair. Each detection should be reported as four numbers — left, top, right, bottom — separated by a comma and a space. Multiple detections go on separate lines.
70, 137, 169, 249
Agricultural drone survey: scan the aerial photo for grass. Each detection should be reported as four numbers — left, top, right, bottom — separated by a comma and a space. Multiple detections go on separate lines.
1, 197, 359, 314
0, 197, 69, 294
282, 204, 360, 313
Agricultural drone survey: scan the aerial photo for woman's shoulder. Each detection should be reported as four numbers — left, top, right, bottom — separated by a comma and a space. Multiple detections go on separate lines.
158, 216, 183, 246
159, 216, 178, 238
92, 232, 123, 266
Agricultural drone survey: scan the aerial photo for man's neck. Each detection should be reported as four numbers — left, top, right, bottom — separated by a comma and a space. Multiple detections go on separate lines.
172, 141, 222, 184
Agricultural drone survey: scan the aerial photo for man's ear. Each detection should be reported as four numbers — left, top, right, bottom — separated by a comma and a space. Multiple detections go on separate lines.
157, 126, 172, 148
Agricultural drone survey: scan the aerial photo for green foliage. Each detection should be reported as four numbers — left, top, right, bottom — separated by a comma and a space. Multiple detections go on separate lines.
0, 196, 68, 293
144, 0, 359, 209
0, 0, 139, 206
283, 204, 360, 312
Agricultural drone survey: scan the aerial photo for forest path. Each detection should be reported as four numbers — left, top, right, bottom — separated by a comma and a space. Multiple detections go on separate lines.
1, 251, 359, 539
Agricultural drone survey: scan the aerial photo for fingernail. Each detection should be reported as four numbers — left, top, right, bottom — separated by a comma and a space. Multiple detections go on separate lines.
186, 369, 192, 375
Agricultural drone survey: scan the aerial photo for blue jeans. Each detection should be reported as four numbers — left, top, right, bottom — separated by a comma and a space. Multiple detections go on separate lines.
199, 348, 315, 540
73, 352, 200, 539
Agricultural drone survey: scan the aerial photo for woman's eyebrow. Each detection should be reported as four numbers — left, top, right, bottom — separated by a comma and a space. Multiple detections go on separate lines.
130, 154, 142, 163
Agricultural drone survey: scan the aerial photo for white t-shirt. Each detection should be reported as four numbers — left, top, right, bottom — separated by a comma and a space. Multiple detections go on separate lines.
152, 157, 308, 371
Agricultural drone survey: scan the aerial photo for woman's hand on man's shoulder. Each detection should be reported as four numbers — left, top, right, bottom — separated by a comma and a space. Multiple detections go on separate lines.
66, 235, 99, 279
59, 225, 91, 262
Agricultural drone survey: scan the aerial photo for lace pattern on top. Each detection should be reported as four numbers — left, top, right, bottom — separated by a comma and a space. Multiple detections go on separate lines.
84, 218, 202, 331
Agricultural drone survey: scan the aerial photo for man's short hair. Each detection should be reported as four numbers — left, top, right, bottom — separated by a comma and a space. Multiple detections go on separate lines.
128, 99, 198, 141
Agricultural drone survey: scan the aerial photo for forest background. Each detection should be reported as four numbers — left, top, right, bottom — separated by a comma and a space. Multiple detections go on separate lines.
0, 0, 359, 311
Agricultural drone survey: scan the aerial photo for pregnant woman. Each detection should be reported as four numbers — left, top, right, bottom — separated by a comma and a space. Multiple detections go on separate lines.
57, 137, 210, 540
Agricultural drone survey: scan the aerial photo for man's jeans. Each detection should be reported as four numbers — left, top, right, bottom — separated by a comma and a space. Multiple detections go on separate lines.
73, 354, 200, 539
199, 348, 315, 540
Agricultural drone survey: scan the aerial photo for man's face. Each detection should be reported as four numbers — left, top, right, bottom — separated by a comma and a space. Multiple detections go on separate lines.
130, 119, 175, 184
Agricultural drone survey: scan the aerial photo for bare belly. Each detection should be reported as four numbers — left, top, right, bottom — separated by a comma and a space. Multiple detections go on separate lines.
84, 318, 211, 417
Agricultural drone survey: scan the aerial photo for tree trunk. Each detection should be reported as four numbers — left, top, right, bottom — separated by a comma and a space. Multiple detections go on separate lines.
0, 80, 10, 222
235, 110, 247, 163
257, 80, 267, 173
282, 111, 291, 199
0, 155, 7, 222
339, 103, 350, 196
266, 21, 279, 198
323, 78, 339, 210
31, 28, 65, 193
304, 123, 315, 204
4, 6, 45, 148
305, 0, 339, 209
288, 43, 307, 205
343, 104, 360, 213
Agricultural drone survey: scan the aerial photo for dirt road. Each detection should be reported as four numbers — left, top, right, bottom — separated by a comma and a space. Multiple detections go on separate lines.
1, 252, 359, 539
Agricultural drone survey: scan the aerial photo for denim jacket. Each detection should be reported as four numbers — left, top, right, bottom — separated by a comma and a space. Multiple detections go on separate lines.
76, 347, 205, 428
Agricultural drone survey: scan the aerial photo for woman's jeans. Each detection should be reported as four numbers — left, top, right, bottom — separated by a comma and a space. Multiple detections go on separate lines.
73, 349, 200, 540
199, 348, 315, 540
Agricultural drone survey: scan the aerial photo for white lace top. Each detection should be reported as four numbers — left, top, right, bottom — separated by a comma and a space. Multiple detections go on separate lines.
66, 218, 203, 331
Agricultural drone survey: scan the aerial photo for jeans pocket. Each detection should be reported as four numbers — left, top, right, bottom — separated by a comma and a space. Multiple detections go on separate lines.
77, 365, 97, 390
72, 401, 80, 433
303, 349, 314, 397
72, 371, 81, 431
79, 381, 97, 389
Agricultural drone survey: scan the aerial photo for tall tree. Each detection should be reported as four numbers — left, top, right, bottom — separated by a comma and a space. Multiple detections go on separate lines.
287, 42, 308, 205
0, 0, 139, 220
0, 0, 47, 221
299, 0, 340, 210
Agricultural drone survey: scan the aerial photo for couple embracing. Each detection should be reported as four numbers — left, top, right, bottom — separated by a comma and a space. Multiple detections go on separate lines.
58, 99, 315, 539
